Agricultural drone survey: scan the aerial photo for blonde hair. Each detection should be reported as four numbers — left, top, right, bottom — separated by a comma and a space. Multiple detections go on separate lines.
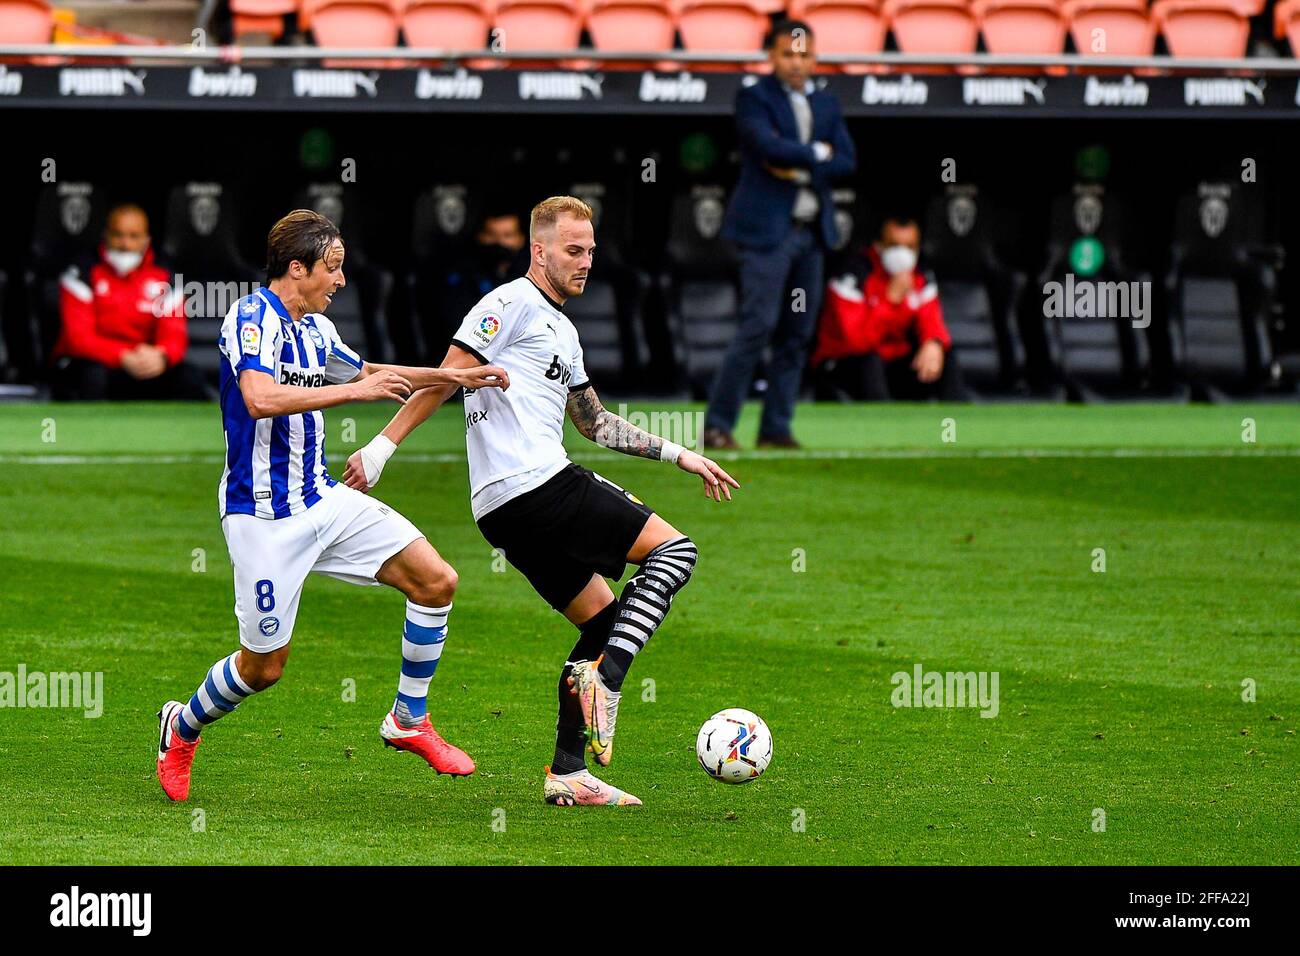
529, 196, 593, 241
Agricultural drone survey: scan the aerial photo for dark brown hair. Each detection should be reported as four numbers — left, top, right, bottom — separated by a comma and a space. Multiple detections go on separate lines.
265, 209, 340, 284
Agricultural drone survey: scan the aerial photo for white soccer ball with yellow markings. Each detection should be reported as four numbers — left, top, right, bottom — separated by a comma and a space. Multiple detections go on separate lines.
696, 708, 772, 783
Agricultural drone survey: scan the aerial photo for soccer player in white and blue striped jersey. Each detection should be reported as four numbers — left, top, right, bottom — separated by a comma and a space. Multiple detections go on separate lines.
155, 209, 509, 801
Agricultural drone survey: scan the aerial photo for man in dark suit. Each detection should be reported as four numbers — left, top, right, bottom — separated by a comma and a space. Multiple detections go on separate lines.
703, 19, 856, 450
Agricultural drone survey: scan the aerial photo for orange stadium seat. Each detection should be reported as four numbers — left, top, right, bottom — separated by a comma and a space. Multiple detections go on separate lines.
230, 0, 299, 41
1151, 0, 1264, 58
308, 0, 401, 46
1063, 0, 1156, 56
493, 0, 585, 50
973, 0, 1067, 55
586, 0, 677, 52
677, 0, 770, 70
883, 0, 979, 54
786, 0, 887, 73
1274, 0, 1300, 55
402, 0, 493, 49
0, 0, 54, 43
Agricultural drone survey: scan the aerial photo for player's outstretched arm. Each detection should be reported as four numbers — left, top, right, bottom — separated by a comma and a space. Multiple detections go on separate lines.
238, 367, 411, 420
342, 345, 486, 492
566, 385, 741, 502
359, 360, 510, 393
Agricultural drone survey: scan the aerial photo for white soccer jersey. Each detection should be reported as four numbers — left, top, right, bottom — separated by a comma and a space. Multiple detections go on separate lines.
217, 287, 363, 519
450, 276, 589, 520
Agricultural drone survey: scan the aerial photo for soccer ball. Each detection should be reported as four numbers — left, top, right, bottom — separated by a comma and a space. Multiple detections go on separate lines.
695, 708, 772, 784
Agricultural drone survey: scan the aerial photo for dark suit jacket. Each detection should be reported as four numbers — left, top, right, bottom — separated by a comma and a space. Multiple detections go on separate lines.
721, 74, 856, 253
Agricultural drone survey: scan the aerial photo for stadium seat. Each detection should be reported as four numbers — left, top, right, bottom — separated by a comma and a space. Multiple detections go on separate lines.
1274, 0, 1300, 55
1063, 0, 1157, 57
291, 182, 395, 364
786, 0, 887, 73
404, 184, 483, 362
677, 0, 771, 69
882, 0, 979, 55
493, 0, 584, 49
921, 186, 1028, 395
308, 0, 400, 52
160, 183, 261, 381
0, 0, 54, 43
972, 0, 1068, 55
229, 0, 299, 42
1037, 185, 1153, 400
402, 0, 493, 50
585, 0, 677, 67
1166, 182, 1278, 398
1151, 0, 1264, 58
659, 185, 741, 399
562, 178, 651, 388
18, 182, 107, 378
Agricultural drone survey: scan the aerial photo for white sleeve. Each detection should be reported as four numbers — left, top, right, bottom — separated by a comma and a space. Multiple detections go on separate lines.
223, 296, 280, 377
569, 335, 590, 392
315, 316, 364, 384
451, 299, 524, 364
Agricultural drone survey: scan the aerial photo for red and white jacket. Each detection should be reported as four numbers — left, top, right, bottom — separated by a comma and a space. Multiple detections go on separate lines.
812, 245, 951, 365
53, 245, 187, 368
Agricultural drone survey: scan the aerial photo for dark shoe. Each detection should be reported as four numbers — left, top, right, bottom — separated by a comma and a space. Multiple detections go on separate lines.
703, 427, 740, 450
756, 434, 802, 450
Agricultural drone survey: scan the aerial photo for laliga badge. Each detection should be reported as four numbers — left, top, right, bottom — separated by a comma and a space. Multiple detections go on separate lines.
473, 314, 501, 345
241, 322, 261, 355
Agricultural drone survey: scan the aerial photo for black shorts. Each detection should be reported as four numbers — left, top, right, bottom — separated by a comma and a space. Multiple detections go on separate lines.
476, 463, 655, 612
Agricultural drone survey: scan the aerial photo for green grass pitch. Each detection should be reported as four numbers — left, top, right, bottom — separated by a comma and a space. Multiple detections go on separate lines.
0, 401, 1297, 865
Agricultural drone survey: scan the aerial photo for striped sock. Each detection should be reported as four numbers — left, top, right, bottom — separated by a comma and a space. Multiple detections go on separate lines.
598, 536, 697, 691
394, 600, 450, 728
176, 651, 254, 741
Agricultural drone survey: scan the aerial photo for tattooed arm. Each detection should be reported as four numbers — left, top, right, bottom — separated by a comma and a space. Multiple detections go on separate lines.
566, 385, 665, 460
565, 385, 742, 502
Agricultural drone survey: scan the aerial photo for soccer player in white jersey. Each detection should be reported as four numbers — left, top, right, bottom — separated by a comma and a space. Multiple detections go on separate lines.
344, 196, 740, 806
155, 209, 509, 801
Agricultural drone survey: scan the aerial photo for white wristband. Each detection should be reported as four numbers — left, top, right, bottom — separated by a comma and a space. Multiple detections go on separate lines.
660, 440, 684, 464
359, 434, 397, 487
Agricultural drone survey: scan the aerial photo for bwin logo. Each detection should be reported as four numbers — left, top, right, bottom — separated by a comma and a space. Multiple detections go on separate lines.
860, 74, 929, 106
188, 66, 257, 97
50, 886, 152, 936
0, 65, 23, 96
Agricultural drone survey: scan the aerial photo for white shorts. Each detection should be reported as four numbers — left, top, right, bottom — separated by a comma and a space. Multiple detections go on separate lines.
221, 484, 424, 653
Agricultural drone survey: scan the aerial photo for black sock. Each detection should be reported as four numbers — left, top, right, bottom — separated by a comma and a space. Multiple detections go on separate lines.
552, 601, 618, 774
597, 537, 697, 692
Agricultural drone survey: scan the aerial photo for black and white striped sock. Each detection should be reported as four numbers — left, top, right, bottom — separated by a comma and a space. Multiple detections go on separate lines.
598, 536, 697, 691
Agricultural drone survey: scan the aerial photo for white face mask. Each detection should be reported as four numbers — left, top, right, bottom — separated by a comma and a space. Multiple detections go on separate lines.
880, 245, 918, 276
104, 248, 144, 276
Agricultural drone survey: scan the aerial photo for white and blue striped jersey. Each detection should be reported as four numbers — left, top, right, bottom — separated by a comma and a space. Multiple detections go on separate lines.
217, 287, 363, 520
